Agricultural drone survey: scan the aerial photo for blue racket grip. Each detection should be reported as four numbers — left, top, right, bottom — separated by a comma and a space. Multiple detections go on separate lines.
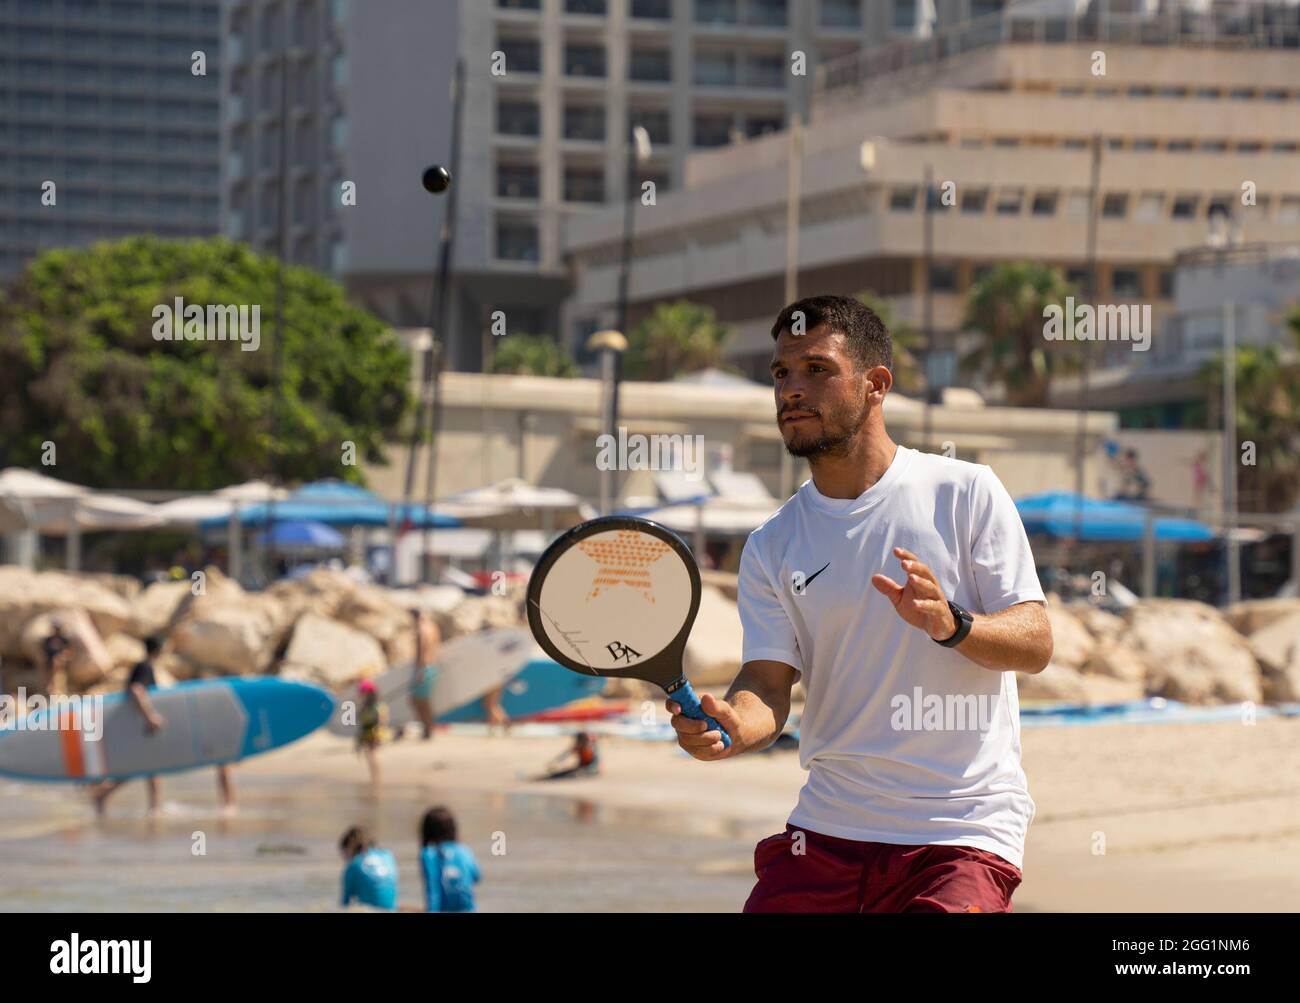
670, 680, 732, 749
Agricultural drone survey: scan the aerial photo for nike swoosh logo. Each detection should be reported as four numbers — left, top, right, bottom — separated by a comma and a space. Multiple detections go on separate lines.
804, 562, 830, 587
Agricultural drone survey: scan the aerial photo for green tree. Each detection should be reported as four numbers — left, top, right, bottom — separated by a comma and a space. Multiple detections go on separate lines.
1199, 307, 1300, 513
856, 291, 925, 395
0, 236, 410, 490
624, 300, 731, 380
959, 262, 1081, 407
488, 333, 578, 377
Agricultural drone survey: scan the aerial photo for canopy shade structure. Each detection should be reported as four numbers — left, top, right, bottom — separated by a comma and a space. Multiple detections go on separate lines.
198, 479, 460, 530
616, 496, 780, 536
1015, 491, 1215, 543
153, 480, 290, 525
257, 519, 346, 549
437, 478, 594, 531
0, 468, 163, 533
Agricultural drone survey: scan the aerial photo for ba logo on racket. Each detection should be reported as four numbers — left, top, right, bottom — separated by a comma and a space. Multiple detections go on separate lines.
606, 641, 642, 663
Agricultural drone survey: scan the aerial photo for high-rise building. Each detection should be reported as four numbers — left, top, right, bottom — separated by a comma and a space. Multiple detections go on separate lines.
0, 0, 224, 281
219, 0, 962, 372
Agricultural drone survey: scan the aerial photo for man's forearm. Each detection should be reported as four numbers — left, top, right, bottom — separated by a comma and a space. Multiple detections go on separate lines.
723, 666, 792, 751
951, 601, 1053, 673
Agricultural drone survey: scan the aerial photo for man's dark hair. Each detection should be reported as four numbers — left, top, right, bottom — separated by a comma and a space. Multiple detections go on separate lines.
143, 635, 162, 656
421, 805, 457, 846
770, 295, 892, 373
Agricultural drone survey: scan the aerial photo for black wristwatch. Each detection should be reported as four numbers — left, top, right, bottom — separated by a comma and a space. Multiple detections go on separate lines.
934, 600, 973, 648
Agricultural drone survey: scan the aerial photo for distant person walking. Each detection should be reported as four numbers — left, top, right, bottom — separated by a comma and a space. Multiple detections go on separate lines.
355, 679, 386, 789
407, 610, 441, 741
92, 635, 236, 816
419, 807, 480, 913
41, 620, 72, 696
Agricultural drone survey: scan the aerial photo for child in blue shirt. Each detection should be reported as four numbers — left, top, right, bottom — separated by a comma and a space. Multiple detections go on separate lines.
420, 806, 481, 913
340, 825, 399, 911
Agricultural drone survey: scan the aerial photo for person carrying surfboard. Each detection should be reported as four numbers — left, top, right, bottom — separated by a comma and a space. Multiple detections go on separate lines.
666, 295, 1054, 913
404, 609, 441, 741
92, 635, 236, 816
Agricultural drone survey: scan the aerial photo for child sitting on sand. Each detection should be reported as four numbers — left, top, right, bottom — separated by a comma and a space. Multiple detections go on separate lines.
340, 825, 398, 911
420, 806, 481, 913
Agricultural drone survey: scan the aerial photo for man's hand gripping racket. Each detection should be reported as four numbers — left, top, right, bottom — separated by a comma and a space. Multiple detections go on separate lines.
526, 516, 733, 752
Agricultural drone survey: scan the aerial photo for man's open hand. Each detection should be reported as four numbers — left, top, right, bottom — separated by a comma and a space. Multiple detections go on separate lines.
871, 547, 957, 641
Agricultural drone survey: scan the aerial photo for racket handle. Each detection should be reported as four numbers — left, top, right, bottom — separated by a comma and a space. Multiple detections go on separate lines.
670, 680, 732, 750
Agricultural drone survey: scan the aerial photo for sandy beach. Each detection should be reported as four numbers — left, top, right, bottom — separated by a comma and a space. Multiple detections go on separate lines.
228, 712, 1300, 912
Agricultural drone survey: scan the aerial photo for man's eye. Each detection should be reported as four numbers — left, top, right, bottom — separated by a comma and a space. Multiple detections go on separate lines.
808, 365, 825, 373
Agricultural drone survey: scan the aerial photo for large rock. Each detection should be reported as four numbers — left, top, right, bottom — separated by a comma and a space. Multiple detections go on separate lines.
1223, 597, 1300, 637
683, 586, 743, 686
435, 595, 523, 640
1246, 610, 1300, 703
85, 573, 142, 601
280, 612, 386, 688
1084, 640, 1148, 684
269, 567, 358, 622
0, 568, 131, 654
128, 580, 191, 638
336, 586, 414, 662
104, 633, 146, 670
167, 566, 246, 625
18, 608, 112, 691
1044, 604, 1094, 670
1121, 600, 1262, 704
169, 594, 290, 676
1017, 663, 1144, 704
1071, 604, 1126, 643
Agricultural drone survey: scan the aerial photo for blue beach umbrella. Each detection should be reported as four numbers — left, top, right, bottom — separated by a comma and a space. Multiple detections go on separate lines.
256, 519, 345, 549
1014, 491, 1215, 543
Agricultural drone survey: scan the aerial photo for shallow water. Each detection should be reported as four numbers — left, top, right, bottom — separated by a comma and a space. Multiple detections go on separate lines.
0, 772, 761, 912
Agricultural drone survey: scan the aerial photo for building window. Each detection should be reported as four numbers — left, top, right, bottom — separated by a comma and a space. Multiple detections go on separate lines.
994, 189, 1023, 215
497, 162, 539, 199
1157, 270, 1174, 299
630, 108, 671, 144
744, 52, 785, 89
1206, 196, 1232, 219
564, 166, 605, 203
565, 0, 607, 13
745, 0, 787, 27
564, 44, 606, 77
498, 100, 540, 136
928, 263, 957, 292
891, 0, 916, 31
564, 104, 605, 141
696, 0, 737, 25
1131, 138, 1157, 151
496, 219, 540, 261
498, 0, 541, 9
1166, 139, 1193, 152
1101, 193, 1128, 219
745, 114, 783, 137
1030, 191, 1058, 216
889, 187, 917, 211
692, 113, 732, 147
694, 51, 737, 87
631, 0, 671, 19
630, 48, 671, 82
1171, 195, 1199, 220
961, 188, 988, 214
1111, 269, 1141, 299
820, 0, 860, 28
499, 38, 541, 73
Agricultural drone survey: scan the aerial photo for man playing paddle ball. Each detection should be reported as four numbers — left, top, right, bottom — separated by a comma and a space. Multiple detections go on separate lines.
668, 295, 1053, 913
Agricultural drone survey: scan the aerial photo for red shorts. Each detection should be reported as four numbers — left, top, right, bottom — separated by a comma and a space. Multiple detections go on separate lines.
743, 825, 1022, 913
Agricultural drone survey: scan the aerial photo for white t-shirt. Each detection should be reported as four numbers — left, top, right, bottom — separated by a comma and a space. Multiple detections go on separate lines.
738, 445, 1045, 868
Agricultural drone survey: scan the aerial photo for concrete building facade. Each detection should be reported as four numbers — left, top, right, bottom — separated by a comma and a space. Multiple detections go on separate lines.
0, 0, 223, 280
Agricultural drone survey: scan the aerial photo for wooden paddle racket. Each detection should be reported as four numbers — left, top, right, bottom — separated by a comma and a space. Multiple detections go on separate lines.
526, 516, 731, 749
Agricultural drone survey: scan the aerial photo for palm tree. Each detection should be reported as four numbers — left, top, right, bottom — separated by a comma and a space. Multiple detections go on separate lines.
1199, 307, 1300, 513
488, 334, 578, 378
960, 262, 1082, 407
856, 291, 925, 395
624, 300, 731, 380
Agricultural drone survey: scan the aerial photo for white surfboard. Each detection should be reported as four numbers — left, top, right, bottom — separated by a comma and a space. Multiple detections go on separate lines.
327, 627, 536, 737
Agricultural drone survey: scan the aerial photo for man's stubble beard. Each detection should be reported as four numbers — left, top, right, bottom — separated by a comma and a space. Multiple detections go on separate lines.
782, 393, 872, 460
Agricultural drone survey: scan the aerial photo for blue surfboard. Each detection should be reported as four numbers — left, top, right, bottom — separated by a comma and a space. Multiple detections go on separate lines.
437, 659, 606, 724
0, 677, 335, 783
